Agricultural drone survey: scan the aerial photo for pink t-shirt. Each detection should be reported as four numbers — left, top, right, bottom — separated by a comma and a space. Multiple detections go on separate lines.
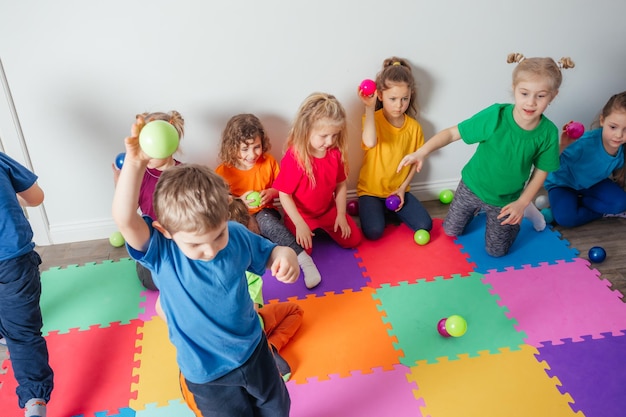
273, 147, 346, 219
138, 159, 181, 220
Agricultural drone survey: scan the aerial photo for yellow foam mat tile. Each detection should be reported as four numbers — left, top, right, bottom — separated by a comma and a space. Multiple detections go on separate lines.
407, 344, 584, 417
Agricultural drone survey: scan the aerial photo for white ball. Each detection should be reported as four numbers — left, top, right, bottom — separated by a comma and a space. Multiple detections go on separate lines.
535, 195, 550, 210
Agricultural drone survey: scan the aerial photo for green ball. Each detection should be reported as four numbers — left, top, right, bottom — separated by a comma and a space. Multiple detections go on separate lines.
413, 229, 430, 245
246, 191, 261, 208
445, 314, 467, 337
109, 231, 125, 248
439, 189, 454, 204
139, 120, 180, 159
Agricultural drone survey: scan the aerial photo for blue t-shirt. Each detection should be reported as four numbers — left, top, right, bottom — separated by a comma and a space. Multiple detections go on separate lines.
0, 152, 37, 261
544, 128, 624, 191
128, 220, 277, 383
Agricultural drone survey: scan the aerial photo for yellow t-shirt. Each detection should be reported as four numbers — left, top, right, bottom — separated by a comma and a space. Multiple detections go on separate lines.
215, 154, 280, 214
357, 110, 424, 197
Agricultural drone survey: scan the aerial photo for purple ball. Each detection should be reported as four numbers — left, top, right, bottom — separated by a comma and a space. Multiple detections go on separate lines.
347, 200, 359, 217
437, 318, 451, 337
385, 194, 401, 211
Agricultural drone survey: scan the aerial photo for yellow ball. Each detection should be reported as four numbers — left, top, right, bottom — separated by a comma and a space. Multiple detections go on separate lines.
109, 231, 125, 248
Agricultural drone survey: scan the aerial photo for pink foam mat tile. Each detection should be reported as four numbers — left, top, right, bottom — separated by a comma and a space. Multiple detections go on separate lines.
483, 258, 626, 346
286, 364, 424, 417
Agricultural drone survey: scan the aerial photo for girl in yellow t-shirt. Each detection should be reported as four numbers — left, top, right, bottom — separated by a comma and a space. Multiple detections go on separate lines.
357, 57, 432, 240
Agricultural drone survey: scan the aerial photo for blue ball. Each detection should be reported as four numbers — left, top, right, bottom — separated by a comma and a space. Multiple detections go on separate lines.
588, 246, 606, 263
115, 152, 126, 169
540, 207, 554, 224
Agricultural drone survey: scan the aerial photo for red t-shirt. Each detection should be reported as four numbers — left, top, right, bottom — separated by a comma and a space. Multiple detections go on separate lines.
273, 147, 346, 219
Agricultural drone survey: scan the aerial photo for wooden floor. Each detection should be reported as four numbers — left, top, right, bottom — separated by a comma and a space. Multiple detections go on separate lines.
32, 199, 626, 297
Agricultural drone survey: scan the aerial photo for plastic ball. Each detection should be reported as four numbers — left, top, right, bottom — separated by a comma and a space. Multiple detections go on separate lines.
114, 152, 126, 170
138, 120, 180, 159
588, 246, 607, 263
246, 191, 261, 208
347, 200, 359, 217
359, 79, 376, 96
565, 121, 585, 139
439, 189, 454, 204
444, 315, 467, 337
437, 318, 451, 337
109, 231, 125, 248
385, 194, 401, 211
413, 229, 431, 245
540, 207, 554, 224
534, 195, 550, 210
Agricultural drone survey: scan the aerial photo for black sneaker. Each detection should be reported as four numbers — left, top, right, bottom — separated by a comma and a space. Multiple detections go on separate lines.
271, 345, 291, 382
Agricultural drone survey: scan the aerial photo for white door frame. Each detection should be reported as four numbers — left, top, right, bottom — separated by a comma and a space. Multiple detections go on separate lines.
0, 57, 51, 246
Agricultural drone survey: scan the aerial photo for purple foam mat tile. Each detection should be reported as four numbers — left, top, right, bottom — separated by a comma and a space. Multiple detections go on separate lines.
262, 234, 369, 302
536, 332, 626, 416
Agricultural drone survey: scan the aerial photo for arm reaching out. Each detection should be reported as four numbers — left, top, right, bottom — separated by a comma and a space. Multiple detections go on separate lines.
111, 117, 153, 252
397, 125, 462, 173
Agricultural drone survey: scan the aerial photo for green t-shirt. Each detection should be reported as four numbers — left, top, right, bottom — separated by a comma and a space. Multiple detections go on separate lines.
458, 103, 559, 207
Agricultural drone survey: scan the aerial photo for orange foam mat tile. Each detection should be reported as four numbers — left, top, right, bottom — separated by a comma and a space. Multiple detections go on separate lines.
278, 288, 402, 385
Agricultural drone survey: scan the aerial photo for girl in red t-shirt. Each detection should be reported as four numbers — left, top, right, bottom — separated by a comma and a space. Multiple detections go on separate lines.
274, 93, 363, 253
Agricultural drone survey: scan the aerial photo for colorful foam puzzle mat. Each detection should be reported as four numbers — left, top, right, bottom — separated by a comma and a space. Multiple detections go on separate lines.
1, 216, 624, 416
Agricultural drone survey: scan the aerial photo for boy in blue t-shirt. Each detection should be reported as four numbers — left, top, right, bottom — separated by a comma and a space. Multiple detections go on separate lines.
0, 151, 53, 417
112, 116, 299, 416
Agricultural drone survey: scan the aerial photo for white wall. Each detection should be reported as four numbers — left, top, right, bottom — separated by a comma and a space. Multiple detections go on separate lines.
1, 0, 625, 245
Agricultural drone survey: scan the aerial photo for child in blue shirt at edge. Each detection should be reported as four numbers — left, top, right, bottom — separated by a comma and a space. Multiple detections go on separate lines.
0, 151, 53, 417
545, 91, 626, 227
112, 117, 299, 416
398, 52, 574, 257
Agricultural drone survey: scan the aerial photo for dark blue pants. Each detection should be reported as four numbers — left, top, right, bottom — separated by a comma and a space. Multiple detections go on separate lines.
0, 251, 54, 408
548, 179, 626, 227
358, 193, 433, 241
180, 333, 290, 416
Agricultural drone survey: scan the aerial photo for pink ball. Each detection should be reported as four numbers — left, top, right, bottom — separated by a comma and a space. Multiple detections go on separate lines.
437, 318, 451, 337
385, 194, 401, 211
347, 200, 359, 217
565, 121, 585, 139
359, 79, 376, 96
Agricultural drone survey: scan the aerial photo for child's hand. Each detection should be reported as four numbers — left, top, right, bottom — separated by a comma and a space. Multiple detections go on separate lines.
392, 190, 406, 212
333, 214, 351, 239
294, 221, 314, 250
259, 188, 278, 207
357, 86, 377, 107
397, 151, 423, 173
498, 200, 526, 226
270, 247, 299, 284
242, 191, 258, 208
124, 116, 152, 164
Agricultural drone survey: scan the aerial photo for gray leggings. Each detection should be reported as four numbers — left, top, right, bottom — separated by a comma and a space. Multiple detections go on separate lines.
444, 180, 520, 257
255, 208, 303, 255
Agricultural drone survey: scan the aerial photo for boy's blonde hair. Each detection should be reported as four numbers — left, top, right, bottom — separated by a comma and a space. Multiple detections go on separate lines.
219, 114, 271, 167
286, 92, 348, 186
153, 164, 230, 234
507, 53, 575, 92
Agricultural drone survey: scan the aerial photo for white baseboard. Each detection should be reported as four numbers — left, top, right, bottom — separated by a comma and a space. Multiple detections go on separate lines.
42, 178, 461, 246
